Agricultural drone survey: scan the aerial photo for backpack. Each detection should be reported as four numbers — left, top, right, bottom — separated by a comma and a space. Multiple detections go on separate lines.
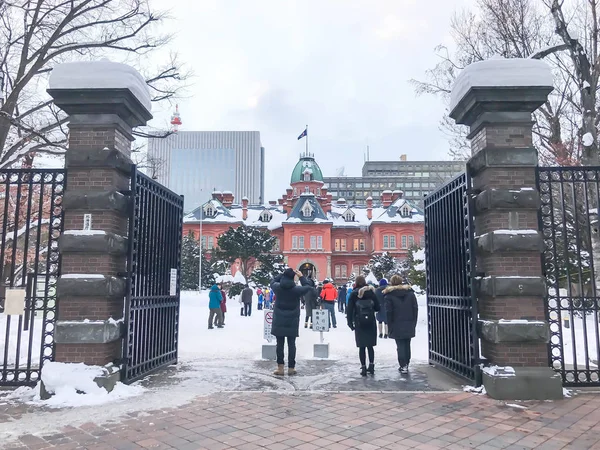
355, 298, 375, 327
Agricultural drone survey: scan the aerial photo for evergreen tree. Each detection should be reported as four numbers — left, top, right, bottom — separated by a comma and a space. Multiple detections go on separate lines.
200, 250, 215, 289
364, 252, 397, 280
251, 253, 285, 287
181, 231, 200, 290
215, 225, 277, 279
405, 246, 426, 291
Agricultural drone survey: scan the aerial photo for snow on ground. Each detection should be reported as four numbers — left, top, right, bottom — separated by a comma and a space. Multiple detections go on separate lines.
557, 315, 600, 369
178, 290, 429, 364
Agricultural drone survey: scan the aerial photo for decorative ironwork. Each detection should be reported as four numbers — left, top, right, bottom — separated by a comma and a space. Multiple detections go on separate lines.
424, 172, 480, 384
538, 167, 600, 387
0, 169, 64, 387
122, 167, 184, 383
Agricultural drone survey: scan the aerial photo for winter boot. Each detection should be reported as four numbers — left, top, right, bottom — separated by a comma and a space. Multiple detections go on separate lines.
288, 367, 297, 376
273, 364, 285, 376
360, 366, 367, 376
384, 334, 388, 339
367, 364, 375, 375
305, 322, 308, 328
378, 333, 383, 338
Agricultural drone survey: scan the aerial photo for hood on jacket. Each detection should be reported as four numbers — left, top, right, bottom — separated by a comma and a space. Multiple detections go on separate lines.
280, 276, 297, 290
357, 285, 375, 298
210, 284, 220, 291
382, 284, 413, 295
323, 282, 334, 289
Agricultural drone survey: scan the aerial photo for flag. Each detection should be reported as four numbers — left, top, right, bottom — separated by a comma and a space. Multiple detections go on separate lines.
297, 128, 307, 140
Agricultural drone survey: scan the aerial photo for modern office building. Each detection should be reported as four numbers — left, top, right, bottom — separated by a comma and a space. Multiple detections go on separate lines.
148, 131, 265, 212
323, 155, 465, 206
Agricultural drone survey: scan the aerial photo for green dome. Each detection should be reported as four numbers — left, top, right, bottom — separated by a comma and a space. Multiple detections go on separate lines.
290, 156, 324, 184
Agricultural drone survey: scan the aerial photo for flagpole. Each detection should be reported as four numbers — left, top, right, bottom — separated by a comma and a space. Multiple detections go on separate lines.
306, 124, 308, 156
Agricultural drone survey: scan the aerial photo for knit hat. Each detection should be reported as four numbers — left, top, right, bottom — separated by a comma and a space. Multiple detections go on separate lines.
283, 268, 296, 279
379, 278, 389, 287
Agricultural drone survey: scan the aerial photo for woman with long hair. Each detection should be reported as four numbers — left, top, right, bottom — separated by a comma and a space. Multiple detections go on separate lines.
346, 275, 380, 376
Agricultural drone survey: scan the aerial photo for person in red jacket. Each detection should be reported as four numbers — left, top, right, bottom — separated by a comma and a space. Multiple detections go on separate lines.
319, 279, 338, 328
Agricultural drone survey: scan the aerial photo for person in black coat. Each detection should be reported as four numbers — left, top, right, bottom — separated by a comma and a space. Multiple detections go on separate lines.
337, 285, 347, 313
303, 277, 319, 329
270, 268, 312, 376
384, 274, 418, 374
346, 275, 380, 376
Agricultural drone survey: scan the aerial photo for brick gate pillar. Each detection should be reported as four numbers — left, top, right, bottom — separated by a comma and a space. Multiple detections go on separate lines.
47, 61, 152, 369
449, 58, 563, 400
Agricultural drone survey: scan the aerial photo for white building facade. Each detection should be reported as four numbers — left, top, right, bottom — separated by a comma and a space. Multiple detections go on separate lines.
148, 131, 265, 212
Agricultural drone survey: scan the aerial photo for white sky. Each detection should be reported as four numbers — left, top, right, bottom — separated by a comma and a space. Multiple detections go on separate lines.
149, 0, 473, 201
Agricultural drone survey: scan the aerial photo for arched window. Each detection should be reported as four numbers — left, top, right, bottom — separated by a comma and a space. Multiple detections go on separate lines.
305, 185, 310, 194
343, 210, 355, 222
205, 204, 215, 217
302, 202, 313, 217
400, 204, 411, 217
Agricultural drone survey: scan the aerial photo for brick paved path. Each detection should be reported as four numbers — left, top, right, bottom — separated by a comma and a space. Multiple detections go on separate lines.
2, 391, 600, 450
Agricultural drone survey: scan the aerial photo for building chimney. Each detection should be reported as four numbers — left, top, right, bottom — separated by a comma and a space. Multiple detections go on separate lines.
222, 191, 234, 208
321, 186, 328, 198
242, 196, 249, 220
392, 190, 403, 203
400, 154, 407, 161
366, 196, 373, 220
283, 201, 289, 216
382, 190, 393, 208
337, 198, 346, 206
269, 200, 277, 206
286, 188, 293, 199
212, 190, 223, 202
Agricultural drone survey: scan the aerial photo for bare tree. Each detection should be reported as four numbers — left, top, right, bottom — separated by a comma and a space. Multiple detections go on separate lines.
412, 0, 582, 165
0, 0, 189, 168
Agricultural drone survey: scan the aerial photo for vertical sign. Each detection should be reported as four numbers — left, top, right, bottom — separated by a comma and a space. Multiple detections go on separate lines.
83, 214, 92, 231
169, 268, 177, 296
264, 310, 274, 342
312, 309, 330, 332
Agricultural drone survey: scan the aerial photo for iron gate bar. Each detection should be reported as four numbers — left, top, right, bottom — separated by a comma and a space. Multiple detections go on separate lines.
424, 172, 480, 385
537, 166, 600, 387
0, 169, 64, 387
122, 166, 184, 383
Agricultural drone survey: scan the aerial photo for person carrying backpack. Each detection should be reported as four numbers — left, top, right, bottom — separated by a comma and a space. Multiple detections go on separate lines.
346, 275, 380, 376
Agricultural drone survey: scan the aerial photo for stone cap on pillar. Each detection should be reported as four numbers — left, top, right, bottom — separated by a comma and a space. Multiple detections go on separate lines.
449, 58, 554, 137
47, 60, 153, 138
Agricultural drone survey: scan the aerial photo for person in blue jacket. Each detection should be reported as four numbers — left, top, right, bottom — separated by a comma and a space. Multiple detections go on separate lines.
346, 284, 353, 310
208, 284, 224, 329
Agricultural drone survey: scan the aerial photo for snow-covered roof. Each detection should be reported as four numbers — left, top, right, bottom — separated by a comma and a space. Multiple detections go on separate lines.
450, 57, 554, 111
382, 190, 393, 194
183, 195, 423, 230
222, 190, 233, 195
49, 61, 152, 112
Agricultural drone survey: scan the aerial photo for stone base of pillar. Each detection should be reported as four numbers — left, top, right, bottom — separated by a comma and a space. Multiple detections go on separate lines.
482, 366, 563, 400
262, 344, 277, 360
314, 343, 329, 358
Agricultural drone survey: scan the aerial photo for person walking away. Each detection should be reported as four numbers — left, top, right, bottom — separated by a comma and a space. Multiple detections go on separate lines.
270, 268, 312, 376
241, 284, 253, 316
320, 279, 338, 328
346, 284, 353, 314
258, 291, 264, 310
303, 278, 319, 329
347, 275, 380, 376
375, 279, 389, 338
338, 284, 347, 313
214, 284, 227, 327
208, 285, 224, 329
384, 275, 418, 374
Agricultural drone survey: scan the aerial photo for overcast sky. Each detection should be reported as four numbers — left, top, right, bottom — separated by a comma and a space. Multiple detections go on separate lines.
150, 0, 473, 201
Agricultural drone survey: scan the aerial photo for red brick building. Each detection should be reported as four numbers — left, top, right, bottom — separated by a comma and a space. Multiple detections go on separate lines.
182, 154, 424, 284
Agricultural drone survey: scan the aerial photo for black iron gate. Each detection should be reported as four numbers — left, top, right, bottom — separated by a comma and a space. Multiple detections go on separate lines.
424, 172, 480, 384
0, 169, 65, 387
538, 167, 600, 387
122, 166, 184, 383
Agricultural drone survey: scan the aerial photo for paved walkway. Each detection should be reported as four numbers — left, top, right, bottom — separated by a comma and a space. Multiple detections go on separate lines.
2, 389, 600, 449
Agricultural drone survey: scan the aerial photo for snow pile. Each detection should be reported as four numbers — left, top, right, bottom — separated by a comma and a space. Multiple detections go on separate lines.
215, 273, 233, 283
233, 271, 246, 284
463, 385, 486, 395
563, 388, 572, 398
505, 403, 528, 410
365, 271, 378, 285
49, 61, 152, 112
4, 362, 144, 408
450, 58, 554, 110
482, 365, 516, 377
